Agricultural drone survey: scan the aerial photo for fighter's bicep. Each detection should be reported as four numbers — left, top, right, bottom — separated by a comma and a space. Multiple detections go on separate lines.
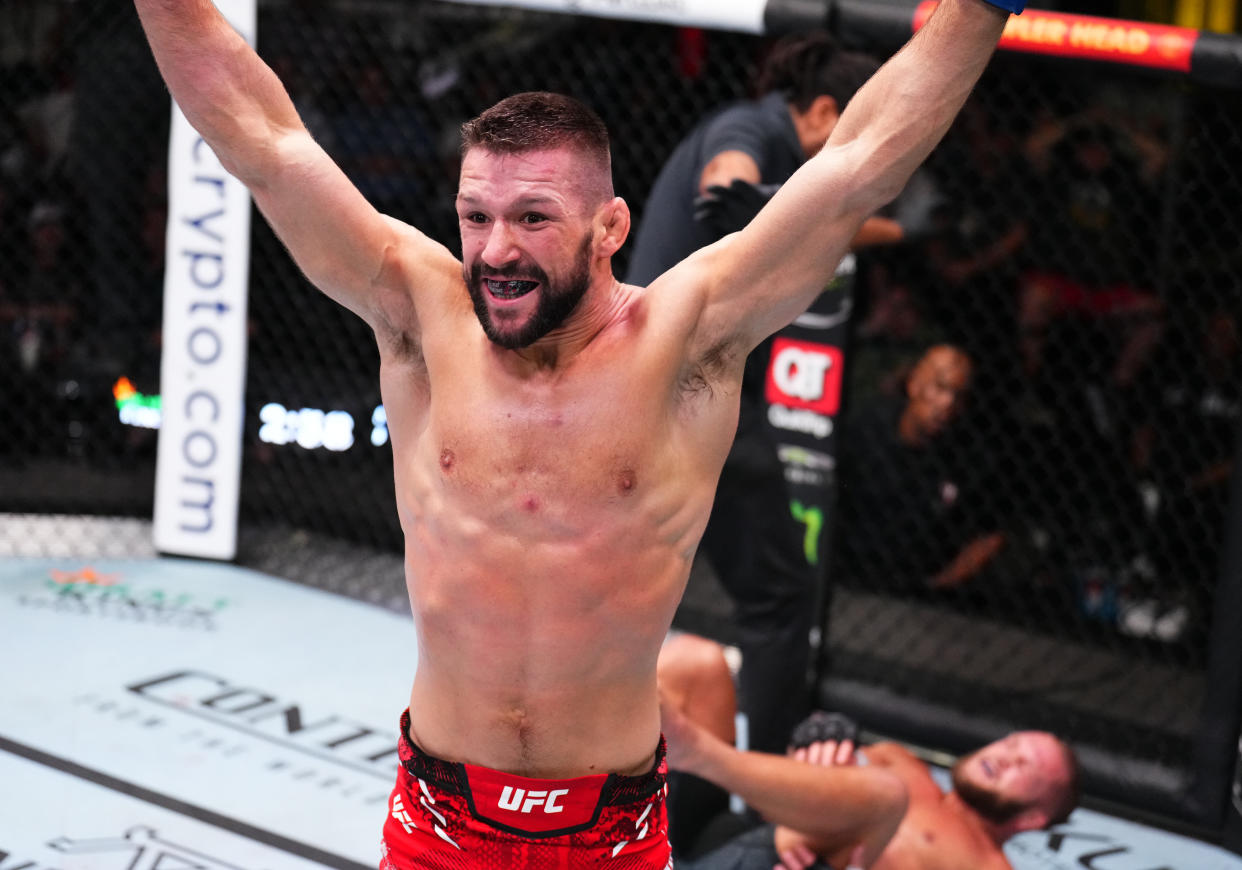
372, 221, 472, 345
643, 250, 744, 385
248, 131, 407, 321
698, 151, 869, 350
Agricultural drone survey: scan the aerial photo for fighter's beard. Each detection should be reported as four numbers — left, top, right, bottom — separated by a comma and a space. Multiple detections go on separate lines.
466, 236, 593, 349
951, 760, 1028, 826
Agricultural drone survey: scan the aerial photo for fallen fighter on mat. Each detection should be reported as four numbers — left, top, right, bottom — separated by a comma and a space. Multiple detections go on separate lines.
659, 633, 1080, 870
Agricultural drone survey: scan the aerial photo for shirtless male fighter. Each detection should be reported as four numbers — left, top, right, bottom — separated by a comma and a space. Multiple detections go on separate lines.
133, 0, 1019, 865
658, 634, 1079, 870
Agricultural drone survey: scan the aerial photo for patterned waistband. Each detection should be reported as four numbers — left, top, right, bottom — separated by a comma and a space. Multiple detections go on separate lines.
397, 709, 667, 806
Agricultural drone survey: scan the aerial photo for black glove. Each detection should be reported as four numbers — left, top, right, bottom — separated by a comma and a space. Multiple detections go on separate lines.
693, 179, 781, 239
788, 711, 860, 751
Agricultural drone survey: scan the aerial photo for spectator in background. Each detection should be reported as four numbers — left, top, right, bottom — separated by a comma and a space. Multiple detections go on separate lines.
0, 179, 19, 295
327, 59, 436, 225
2, 197, 81, 459
16, 56, 75, 190
0, 96, 30, 193
846, 252, 948, 415
130, 166, 168, 364
837, 344, 1006, 592
923, 93, 1032, 401
1018, 107, 1165, 397
70, 0, 168, 368
0, 2, 75, 237
12, 199, 80, 377
0, 2, 68, 73
983, 101, 1171, 626
0, 180, 24, 423
1122, 301, 1241, 643
626, 32, 884, 762
926, 97, 1030, 308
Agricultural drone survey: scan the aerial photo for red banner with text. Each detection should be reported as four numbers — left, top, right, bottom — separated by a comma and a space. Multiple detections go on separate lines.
913, 2, 1198, 72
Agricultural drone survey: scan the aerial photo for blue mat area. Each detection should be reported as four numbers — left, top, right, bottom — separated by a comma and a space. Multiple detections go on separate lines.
928, 768, 1242, 869
1006, 811, 1242, 869
0, 556, 414, 869
1, 556, 1238, 869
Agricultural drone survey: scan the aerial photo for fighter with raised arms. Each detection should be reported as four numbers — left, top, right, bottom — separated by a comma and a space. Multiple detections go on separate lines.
132, 0, 1019, 864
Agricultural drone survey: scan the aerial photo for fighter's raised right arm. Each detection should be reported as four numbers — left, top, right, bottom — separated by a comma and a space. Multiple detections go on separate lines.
134, 0, 451, 331
683, 0, 1010, 359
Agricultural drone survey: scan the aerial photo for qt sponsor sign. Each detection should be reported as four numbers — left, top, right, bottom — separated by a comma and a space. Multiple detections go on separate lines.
765, 337, 844, 418
761, 285, 852, 569
154, 0, 257, 560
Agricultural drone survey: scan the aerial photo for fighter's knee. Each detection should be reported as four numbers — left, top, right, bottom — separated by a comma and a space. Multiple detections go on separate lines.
658, 633, 729, 687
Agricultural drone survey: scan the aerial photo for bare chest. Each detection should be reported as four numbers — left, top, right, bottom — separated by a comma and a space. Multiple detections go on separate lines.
397, 356, 688, 539
879, 811, 997, 870
435, 397, 647, 514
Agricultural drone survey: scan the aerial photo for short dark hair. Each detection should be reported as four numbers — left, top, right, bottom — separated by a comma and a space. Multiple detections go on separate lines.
1045, 739, 1081, 827
757, 32, 879, 114
460, 91, 611, 172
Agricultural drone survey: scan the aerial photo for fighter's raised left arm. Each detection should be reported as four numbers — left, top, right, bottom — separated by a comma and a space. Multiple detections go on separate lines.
686, 0, 1011, 355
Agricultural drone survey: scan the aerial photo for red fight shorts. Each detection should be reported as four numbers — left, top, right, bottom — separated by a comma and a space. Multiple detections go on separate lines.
381, 711, 672, 869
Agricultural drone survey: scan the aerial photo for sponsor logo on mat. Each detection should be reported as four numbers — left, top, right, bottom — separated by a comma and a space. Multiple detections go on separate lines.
1008, 823, 1208, 869
17, 568, 232, 630
44, 826, 242, 870
127, 669, 400, 775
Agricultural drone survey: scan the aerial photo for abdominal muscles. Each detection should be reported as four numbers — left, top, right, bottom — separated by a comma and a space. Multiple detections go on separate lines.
398, 446, 704, 777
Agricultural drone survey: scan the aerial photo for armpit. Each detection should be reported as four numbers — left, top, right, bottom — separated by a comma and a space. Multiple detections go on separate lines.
377, 324, 425, 369
679, 337, 741, 398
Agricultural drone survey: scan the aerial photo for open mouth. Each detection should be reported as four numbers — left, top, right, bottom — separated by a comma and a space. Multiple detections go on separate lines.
486, 279, 538, 300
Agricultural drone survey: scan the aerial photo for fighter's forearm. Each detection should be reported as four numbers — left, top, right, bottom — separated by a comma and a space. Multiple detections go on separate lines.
134, 0, 303, 185
690, 738, 907, 864
824, 0, 1008, 216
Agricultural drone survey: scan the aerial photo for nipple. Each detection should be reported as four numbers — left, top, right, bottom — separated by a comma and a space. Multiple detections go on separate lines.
617, 469, 637, 495
440, 448, 455, 471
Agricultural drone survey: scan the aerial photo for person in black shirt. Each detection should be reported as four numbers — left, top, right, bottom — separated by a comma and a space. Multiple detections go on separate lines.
629, 33, 886, 761
838, 344, 1005, 591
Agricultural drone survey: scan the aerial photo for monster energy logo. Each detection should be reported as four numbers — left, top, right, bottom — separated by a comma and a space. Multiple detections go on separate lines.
790, 501, 823, 565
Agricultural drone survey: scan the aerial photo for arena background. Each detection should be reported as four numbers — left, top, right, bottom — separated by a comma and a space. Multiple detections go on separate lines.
1, 0, 1241, 856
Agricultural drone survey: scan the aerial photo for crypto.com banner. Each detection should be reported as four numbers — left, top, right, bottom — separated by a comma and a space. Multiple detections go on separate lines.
154, 0, 256, 559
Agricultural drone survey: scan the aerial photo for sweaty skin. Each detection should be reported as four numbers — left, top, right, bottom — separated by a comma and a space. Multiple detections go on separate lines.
817, 743, 1007, 870
812, 737, 1066, 870
133, 0, 1007, 787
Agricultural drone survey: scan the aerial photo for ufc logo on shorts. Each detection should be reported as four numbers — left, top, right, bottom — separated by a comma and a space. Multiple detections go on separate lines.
391, 794, 416, 834
497, 786, 570, 814
766, 338, 843, 415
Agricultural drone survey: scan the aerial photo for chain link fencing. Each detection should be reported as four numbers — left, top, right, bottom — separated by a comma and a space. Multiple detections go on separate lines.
823, 46, 1241, 828
0, 0, 1238, 835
